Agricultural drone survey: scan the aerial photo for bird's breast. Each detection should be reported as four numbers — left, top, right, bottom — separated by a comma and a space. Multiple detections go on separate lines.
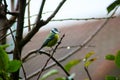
47, 34, 59, 47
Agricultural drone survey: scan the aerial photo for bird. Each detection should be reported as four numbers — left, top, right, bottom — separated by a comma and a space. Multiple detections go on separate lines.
38, 28, 59, 51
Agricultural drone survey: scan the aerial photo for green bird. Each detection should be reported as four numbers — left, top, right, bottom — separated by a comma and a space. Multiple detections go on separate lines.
38, 28, 59, 51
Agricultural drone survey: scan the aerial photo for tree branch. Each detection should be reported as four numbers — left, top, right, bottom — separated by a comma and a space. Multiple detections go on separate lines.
37, 34, 65, 79
20, 0, 66, 47
51, 16, 116, 21
20, 20, 45, 47
84, 67, 92, 80
40, 51, 70, 76
36, 0, 46, 22
27, 0, 31, 31
22, 7, 119, 79
3, 0, 7, 14
6, 11, 19, 16
9, 27, 27, 80
44, 0, 66, 23
12, 1, 26, 80
16, 0, 26, 44
0, 0, 18, 43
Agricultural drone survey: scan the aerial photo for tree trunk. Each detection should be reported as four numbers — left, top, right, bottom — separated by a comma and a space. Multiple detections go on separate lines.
0, 3, 8, 44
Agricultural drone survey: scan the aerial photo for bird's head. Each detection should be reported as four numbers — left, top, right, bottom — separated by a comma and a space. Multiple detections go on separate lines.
51, 28, 59, 34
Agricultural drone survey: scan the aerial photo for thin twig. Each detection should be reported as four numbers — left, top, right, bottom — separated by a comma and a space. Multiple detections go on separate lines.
26, 0, 31, 6
36, 0, 46, 22
27, 0, 31, 31
9, 28, 27, 79
51, 16, 116, 21
23, 7, 119, 79
22, 41, 94, 62
37, 34, 65, 80
21, 65, 27, 80
0, 0, 18, 42
6, 11, 19, 16
22, 50, 37, 62
45, 0, 66, 23
40, 51, 70, 75
3, 0, 7, 13
84, 67, 92, 80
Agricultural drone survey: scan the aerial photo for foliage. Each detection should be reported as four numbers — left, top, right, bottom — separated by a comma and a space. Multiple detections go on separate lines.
107, 0, 120, 14
38, 51, 96, 80
105, 75, 119, 80
0, 0, 118, 80
115, 50, 120, 68
40, 69, 59, 80
105, 50, 120, 68
105, 54, 115, 60
55, 77, 66, 80
105, 50, 120, 80
64, 59, 81, 72
83, 51, 96, 68
0, 45, 21, 80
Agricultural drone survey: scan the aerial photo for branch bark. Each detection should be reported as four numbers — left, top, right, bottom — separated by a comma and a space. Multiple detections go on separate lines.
22, 6, 118, 80
36, 0, 46, 22
12, 1, 26, 80
0, 1, 18, 44
20, 0, 66, 47
44, 0, 66, 23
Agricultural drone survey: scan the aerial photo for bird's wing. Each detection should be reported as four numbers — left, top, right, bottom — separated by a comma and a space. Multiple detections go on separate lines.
40, 33, 55, 49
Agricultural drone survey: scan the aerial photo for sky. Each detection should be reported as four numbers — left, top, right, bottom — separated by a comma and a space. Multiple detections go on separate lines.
29, 0, 115, 18
23, 0, 118, 30
7, 0, 119, 50
6, 0, 119, 30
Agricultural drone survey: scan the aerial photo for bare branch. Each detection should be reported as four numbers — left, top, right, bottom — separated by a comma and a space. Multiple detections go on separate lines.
20, 20, 45, 47
26, 0, 31, 6
3, 0, 7, 13
22, 50, 37, 62
12, 1, 26, 79
44, 0, 66, 23
84, 67, 92, 80
21, 65, 27, 80
51, 16, 116, 21
20, 0, 66, 47
11, 0, 14, 11
0, 0, 18, 43
37, 34, 65, 79
40, 51, 70, 76
36, 0, 46, 22
20, 0, 47, 47
23, 50, 70, 80
9, 27, 27, 80
27, 0, 31, 31
23, 6, 119, 79
6, 11, 19, 16
16, 0, 26, 44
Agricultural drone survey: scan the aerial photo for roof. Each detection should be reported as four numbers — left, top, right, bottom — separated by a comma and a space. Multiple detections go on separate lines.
21, 16, 120, 80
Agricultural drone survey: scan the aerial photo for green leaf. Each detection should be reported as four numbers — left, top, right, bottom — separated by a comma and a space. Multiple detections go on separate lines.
84, 51, 95, 62
84, 58, 96, 67
64, 59, 81, 72
55, 77, 66, 80
0, 77, 3, 80
105, 54, 115, 60
6, 60, 21, 73
107, 0, 120, 14
1, 44, 9, 49
0, 46, 9, 71
40, 69, 59, 80
115, 50, 120, 68
105, 75, 116, 80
